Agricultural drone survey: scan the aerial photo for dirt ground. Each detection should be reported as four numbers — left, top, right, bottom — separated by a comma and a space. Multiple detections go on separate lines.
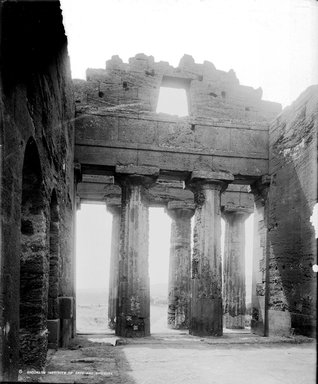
18, 332, 316, 384
18, 304, 316, 383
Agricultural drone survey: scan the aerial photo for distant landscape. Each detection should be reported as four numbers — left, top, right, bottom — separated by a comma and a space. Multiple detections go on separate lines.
76, 284, 251, 333
77, 283, 168, 306
76, 284, 169, 333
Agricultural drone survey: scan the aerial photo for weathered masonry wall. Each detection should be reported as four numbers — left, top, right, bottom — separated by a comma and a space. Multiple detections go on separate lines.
0, 1, 75, 380
267, 86, 317, 336
74, 54, 281, 181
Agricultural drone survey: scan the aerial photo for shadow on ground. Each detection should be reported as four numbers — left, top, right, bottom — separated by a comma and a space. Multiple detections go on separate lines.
18, 335, 136, 383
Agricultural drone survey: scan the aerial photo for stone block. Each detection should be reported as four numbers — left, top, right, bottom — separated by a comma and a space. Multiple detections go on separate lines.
167, 200, 195, 210
58, 297, 73, 319
118, 118, 157, 144
190, 170, 234, 182
194, 125, 231, 151
82, 174, 114, 184
47, 319, 60, 349
268, 309, 292, 336
115, 165, 160, 176
60, 319, 73, 348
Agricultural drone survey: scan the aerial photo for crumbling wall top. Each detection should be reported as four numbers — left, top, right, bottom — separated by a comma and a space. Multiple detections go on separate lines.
103, 53, 240, 84
75, 53, 281, 127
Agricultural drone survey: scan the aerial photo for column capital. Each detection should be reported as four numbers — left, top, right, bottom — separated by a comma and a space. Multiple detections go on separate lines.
166, 200, 195, 219
222, 206, 253, 219
115, 165, 159, 188
106, 196, 121, 215
186, 170, 234, 192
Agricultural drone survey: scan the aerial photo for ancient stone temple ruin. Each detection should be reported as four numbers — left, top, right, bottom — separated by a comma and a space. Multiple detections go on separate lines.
0, 1, 316, 381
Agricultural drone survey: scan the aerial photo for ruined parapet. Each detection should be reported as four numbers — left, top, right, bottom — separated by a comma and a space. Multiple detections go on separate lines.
267, 85, 318, 336
74, 53, 281, 124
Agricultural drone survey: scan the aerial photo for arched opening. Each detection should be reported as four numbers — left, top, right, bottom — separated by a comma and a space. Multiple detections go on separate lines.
47, 190, 60, 349
19, 138, 48, 368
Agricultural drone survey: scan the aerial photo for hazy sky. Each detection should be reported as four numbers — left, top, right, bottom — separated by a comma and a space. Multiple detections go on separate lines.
69, 0, 317, 299
76, 204, 254, 303
61, 0, 318, 107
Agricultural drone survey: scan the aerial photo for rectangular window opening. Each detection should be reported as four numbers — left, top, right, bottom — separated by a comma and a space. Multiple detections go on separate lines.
156, 86, 189, 117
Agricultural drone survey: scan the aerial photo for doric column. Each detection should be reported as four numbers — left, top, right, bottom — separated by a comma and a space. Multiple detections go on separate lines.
166, 201, 195, 329
186, 171, 234, 336
250, 176, 270, 336
222, 209, 251, 329
115, 165, 159, 337
106, 197, 121, 330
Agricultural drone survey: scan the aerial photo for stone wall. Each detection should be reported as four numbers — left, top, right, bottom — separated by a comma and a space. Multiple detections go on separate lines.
74, 54, 281, 181
267, 86, 317, 336
0, 1, 74, 380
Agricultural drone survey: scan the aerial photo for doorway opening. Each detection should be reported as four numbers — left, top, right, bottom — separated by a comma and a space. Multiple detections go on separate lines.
75, 203, 112, 334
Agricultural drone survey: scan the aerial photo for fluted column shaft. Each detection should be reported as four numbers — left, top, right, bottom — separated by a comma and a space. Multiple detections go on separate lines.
115, 175, 154, 337
189, 181, 225, 336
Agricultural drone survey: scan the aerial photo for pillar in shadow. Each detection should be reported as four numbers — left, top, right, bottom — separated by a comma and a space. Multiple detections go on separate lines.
166, 201, 194, 329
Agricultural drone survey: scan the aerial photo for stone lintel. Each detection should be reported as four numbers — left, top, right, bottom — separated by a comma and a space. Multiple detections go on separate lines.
189, 170, 234, 184
222, 205, 254, 215
225, 184, 250, 193
115, 165, 160, 188
82, 174, 114, 184
167, 200, 195, 211
115, 165, 160, 177
157, 180, 185, 189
